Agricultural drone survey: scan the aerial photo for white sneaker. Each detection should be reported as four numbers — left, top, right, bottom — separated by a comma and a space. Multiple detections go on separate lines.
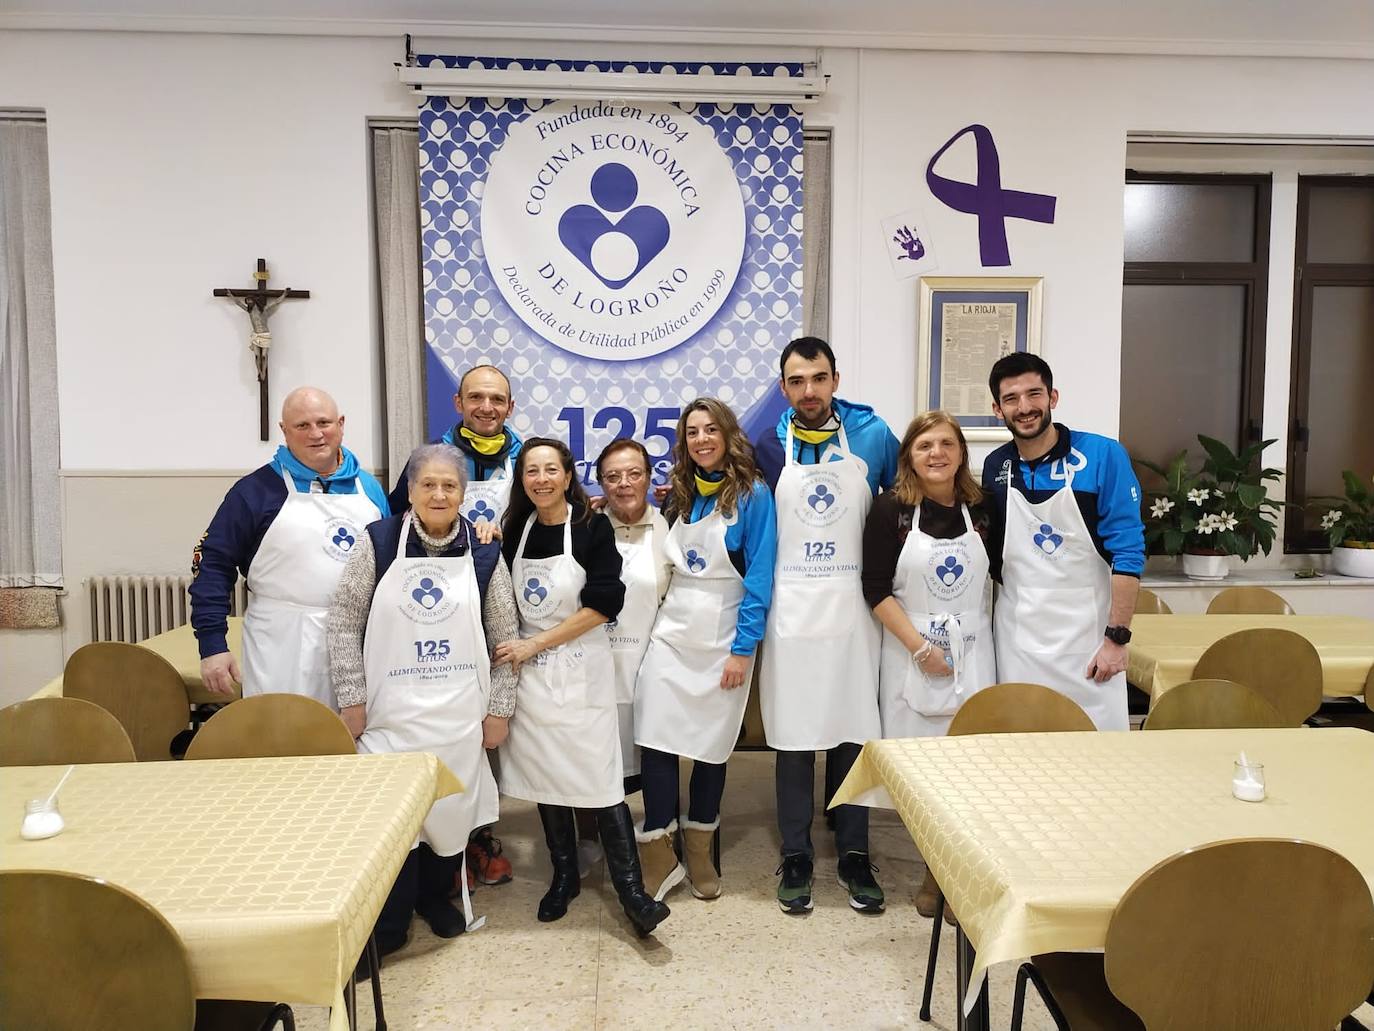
577, 838, 604, 878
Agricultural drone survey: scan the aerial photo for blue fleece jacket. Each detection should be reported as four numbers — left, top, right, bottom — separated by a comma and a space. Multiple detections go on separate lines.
387, 425, 525, 514
755, 397, 899, 497
190, 446, 389, 658
678, 480, 777, 656
980, 424, 1146, 581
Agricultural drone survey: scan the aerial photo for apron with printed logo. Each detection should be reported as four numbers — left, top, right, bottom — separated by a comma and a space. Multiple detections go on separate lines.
879, 503, 996, 738
499, 514, 623, 807
994, 457, 1127, 731
607, 515, 665, 779
634, 504, 752, 765
760, 421, 882, 750
358, 512, 499, 855
242, 468, 381, 708
460, 454, 514, 528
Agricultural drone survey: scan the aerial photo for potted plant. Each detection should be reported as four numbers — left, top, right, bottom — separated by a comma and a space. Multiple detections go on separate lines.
1316, 471, 1374, 578
1134, 436, 1284, 580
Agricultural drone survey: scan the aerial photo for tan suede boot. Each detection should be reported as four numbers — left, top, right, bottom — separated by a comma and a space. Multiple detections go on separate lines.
636, 821, 685, 902
681, 818, 722, 900
915, 867, 941, 918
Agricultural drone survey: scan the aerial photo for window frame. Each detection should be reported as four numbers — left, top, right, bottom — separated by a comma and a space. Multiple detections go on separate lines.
1285, 173, 1374, 552
1122, 171, 1272, 454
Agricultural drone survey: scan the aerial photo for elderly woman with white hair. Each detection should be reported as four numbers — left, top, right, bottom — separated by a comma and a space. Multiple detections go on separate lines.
327, 442, 518, 968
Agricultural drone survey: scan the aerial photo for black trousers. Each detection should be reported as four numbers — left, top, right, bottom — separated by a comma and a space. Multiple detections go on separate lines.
775, 742, 868, 857
376, 843, 460, 941
640, 746, 728, 831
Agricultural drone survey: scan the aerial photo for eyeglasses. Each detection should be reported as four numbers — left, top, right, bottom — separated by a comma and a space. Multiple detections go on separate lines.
601, 469, 646, 486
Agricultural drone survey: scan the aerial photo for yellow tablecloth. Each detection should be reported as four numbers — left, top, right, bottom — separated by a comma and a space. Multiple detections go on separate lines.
2, 752, 462, 1030
1127, 613, 1374, 700
832, 728, 1374, 998
34, 618, 244, 705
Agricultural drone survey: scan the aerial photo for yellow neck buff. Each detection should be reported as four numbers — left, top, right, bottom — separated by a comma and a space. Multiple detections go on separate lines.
694, 471, 724, 496
791, 412, 839, 445
459, 425, 505, 456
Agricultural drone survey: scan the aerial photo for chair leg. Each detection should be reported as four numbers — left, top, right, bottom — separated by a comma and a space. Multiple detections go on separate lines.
344, 966, 358, 1031
1010, 965, 1029, 1031
1020, 964, 1071, 1031
367, 933, 387, 1030
918, 888, 945, 1021
257, 1004, 296, 1031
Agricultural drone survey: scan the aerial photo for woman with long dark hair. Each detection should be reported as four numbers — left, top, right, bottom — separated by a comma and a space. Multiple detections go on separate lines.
633, 399, 777, 903
494, 437, 669, 938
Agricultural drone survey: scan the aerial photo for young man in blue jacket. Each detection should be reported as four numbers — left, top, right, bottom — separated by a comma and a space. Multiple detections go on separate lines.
387, 364, 524, 528
980, 353, 1144, 730
756, 337, 899, 915
190, 387, 388, 708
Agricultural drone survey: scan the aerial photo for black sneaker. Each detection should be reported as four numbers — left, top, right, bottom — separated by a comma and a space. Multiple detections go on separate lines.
416, 897, 467, 938
837, 851, 885, 913
776, 852, 814, 914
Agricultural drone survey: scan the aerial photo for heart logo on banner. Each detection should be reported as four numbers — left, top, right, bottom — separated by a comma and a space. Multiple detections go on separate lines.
557, 163, 671, 289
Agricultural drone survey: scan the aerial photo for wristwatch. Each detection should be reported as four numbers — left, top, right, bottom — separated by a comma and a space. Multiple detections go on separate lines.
1104, 624, 1132, 646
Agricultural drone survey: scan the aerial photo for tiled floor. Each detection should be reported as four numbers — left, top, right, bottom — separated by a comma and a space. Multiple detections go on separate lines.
297, 749, 1374, 1031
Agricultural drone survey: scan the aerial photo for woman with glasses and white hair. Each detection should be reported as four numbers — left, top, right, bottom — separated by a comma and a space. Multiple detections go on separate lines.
327, 442, 518, 966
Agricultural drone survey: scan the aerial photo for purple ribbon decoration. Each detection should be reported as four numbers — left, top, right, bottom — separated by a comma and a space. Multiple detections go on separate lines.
926, 124, 1056, 267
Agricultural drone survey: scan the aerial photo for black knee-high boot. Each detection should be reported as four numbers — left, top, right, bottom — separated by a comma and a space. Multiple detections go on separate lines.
537, 803, 581, 922
598, 802, 671, 938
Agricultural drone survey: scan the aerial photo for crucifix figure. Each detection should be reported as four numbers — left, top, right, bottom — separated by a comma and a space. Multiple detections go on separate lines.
214, 258, 310, 441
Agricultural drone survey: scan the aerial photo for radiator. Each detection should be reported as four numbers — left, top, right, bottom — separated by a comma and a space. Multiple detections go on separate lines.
86, 575, 248, 644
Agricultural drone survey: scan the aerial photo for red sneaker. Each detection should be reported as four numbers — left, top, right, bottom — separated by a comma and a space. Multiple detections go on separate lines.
466, 828, 514, 886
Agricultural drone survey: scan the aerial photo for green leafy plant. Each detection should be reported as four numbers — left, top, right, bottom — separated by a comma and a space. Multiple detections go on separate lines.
1133, 436, 1284, 558
1314, 471, 1374, 549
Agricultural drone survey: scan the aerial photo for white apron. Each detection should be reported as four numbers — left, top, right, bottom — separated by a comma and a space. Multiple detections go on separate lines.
760, 422, 882, 751
242, 467, 381, 708
461, 454, 514, 527
499, 514, 623, 807
608, 515, 665, 779
634, 504, 753, 765
879, 503, 996, 738
357, 512, 498, 855
994, 459, 1127, 731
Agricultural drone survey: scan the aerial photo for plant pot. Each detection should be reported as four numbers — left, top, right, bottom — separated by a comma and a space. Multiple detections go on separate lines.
1332, 543, 1374, 578
1182, 552, 1231, 580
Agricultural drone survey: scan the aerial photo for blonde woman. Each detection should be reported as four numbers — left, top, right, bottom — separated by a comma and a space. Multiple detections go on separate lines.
861, 410, 995, 915
633, 398, 777, 903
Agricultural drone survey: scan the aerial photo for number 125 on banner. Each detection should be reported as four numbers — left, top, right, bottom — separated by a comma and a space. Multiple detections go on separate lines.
557, 405, 680, 486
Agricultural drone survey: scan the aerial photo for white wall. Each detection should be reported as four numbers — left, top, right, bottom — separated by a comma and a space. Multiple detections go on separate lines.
1, 29, 1372, 692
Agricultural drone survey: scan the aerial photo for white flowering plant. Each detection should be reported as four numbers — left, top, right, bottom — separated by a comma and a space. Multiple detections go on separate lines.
1133, 435, 1283, 558
1312, 471, 1374, 549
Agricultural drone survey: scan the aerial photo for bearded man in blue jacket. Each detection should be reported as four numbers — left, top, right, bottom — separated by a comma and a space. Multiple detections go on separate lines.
190, 386, 388, 708
755, 337, 899, 916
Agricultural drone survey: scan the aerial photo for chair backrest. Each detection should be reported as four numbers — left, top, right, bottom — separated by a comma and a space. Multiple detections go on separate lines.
1142, 679, 1287, 731
1104, 838, 1374, 1031
1192, 628, 1322, 726
0, 697, 136, 766
1205, 586, 1294, 615
184, 693, 356, 759
63, 642, 190, 762
1135, 588, 1173, 615
947, 682, 1097, 736
0, 870, 195, 1031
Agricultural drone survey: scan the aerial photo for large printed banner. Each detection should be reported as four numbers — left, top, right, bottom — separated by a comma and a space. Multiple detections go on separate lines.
418, 56, 804, 486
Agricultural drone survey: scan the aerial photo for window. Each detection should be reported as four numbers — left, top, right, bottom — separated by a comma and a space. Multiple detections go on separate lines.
1120, 174, 1271, 485
1286, 175, 1374, 551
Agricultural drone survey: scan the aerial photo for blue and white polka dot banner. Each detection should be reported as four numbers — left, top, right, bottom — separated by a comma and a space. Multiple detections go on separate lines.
418, 55, 804, 485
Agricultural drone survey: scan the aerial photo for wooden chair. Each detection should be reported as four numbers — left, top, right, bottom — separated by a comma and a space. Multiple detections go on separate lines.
1142, 679, 1286, 730
1135, 588, 1173, 614
918, 683, 1095, 1021
1011, 838, 1374, 1031
1192, 628, 1323, 726
181, 693, 383, 1026
1205, 585, 1294, 615
0, 697, 136, 765
63, 642, 190, 762
184, 694, 356, 760
0, 870, 293, 1031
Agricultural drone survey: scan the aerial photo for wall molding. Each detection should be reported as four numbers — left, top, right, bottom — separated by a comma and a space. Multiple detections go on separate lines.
3, 13, 1373, 61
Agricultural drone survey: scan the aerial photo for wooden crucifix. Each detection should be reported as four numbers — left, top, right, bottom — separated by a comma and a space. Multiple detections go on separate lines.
214, 258, 310, 441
